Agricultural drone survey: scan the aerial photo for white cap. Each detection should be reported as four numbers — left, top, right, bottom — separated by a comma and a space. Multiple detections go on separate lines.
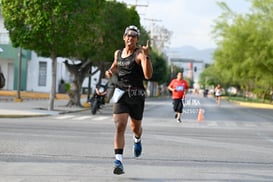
124, 25, 140, 37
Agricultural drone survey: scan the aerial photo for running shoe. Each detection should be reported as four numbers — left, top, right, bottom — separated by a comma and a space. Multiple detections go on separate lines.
177, 118, 181, 123
174, 113, 177, 118
113, 160, 124, 175
133, 141, 142, 157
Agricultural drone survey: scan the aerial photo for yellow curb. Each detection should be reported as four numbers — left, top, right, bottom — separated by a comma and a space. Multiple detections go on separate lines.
13, 98, 24, 102
0, 90, 87, 100
0, 115, 49, 118
230, 100, 273, 109
83, 102, 90, 108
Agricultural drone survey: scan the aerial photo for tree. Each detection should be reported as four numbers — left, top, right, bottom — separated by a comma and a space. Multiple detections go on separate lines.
1, 0, 143, 109
60, 0, 105, 107
94, 1, 141, 61
60, 1, 143, 106
211, 0, 273, 99
149, 24, 172, 53
149, 53, 168, 84
1, 0, 103, 110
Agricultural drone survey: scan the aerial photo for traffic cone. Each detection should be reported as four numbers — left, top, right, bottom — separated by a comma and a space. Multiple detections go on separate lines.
197, 108, 203, 122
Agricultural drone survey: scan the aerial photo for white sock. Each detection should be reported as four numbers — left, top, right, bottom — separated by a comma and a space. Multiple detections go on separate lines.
134, 136, 141, 143
115, 154, 123, 162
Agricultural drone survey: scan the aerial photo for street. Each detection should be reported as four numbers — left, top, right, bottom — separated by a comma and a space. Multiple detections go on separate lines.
0, 94, 273, 182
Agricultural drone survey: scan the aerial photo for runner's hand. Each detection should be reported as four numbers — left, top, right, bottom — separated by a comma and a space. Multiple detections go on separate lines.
141, 40, 150, 56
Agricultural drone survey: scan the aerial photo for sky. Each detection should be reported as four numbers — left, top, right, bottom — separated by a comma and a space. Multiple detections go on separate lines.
118, 0, 252, 50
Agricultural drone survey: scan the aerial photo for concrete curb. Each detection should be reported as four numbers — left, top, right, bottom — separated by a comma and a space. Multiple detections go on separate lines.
0, 108, 89, 118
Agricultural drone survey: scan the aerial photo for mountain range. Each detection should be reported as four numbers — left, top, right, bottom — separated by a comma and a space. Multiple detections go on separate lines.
165, 45, 215, 64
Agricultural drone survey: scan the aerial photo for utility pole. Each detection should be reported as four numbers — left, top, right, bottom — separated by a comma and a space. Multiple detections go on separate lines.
144, 18, 162, 22
143, 18, 162, 37
143, 18, 164, 51
15, 47, 23, 102
126, 0, 148, 7
122, 0, 148, 16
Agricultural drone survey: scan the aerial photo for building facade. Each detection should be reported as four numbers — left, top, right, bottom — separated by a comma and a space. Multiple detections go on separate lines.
0, 15, 99, 94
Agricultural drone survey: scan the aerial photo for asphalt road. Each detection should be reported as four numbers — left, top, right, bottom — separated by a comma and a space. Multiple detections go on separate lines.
0, 95, 273, 182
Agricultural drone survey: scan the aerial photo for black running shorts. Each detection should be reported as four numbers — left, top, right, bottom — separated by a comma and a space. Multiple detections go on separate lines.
173, 98, 183, 113
113, 92, 145, 120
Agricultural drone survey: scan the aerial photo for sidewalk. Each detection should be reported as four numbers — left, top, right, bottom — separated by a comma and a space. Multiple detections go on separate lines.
0, 91, 89, 118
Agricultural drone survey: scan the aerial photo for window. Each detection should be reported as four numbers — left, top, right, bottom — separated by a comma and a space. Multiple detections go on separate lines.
38, 62, 47, 86
0, 18, 11, 44
0, 32, 10, 44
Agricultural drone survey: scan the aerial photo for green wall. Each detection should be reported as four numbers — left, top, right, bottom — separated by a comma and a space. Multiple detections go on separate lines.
0, 44, 31, 90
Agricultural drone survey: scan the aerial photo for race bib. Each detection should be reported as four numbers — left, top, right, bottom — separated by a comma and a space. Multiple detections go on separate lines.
110, 88, 125, 103
176, 85, 184, 91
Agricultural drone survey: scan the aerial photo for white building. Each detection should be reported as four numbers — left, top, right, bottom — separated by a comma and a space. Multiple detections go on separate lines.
0, 14, 99, 93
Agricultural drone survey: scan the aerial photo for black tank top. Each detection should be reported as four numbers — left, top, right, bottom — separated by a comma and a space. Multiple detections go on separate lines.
116, 49, 145, 90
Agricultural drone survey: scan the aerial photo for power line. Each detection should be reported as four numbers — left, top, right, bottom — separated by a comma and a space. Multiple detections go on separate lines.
123, 0, 148, 8
143, 18, 162, 22
127, 3, 148, 7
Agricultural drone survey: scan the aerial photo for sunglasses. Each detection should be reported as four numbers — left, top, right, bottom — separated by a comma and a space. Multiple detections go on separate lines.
125, 33, 138, 38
